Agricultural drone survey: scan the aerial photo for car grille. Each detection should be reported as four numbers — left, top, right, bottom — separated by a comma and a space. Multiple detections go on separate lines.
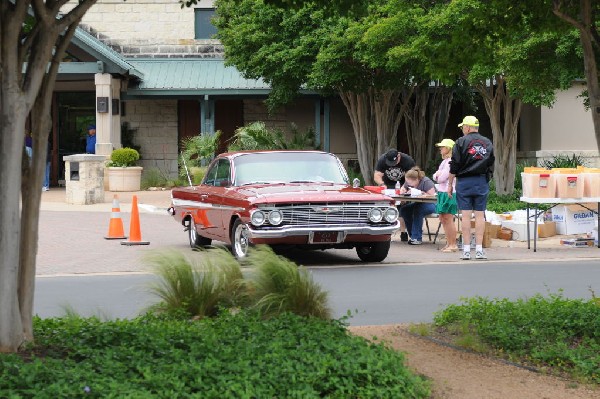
260, 203, 392, 226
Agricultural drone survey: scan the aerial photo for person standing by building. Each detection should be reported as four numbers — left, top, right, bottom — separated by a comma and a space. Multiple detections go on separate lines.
86, 124, 96, 154
447, 116, 494, 260
42, 139, 51, 191
25, 132, 33, 159
433, 138, 458, 252
374, 149, 416, 242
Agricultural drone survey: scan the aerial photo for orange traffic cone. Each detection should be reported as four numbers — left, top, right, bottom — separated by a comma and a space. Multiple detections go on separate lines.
105, 195, 127, 240
121, 195, 150, 246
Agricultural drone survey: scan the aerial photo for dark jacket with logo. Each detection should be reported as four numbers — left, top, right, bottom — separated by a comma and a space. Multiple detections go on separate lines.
449, 132, 494, 179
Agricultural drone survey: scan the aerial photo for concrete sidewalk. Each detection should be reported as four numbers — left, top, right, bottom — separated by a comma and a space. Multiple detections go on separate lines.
40, 187, 172, 214
38, 187, 600, 270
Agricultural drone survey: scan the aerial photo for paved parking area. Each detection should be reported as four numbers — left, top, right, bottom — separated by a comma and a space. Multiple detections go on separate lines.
36, 188, 600, 276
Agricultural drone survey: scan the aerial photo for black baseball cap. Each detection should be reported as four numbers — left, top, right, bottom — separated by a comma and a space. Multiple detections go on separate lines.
385, 149, 398, 166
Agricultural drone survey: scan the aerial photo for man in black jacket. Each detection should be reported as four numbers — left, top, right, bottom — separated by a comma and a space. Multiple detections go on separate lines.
447, 116, 494, 260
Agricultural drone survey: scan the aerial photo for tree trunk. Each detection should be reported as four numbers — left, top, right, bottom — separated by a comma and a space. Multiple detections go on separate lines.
0, 101, 28, 353
476, 75, 522, 195
404, 83, 453, 169
0, 0, 96, 352
339, 87, 408, 185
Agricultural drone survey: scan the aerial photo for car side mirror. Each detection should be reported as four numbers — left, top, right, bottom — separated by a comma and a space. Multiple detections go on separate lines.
352, 178, 360, 188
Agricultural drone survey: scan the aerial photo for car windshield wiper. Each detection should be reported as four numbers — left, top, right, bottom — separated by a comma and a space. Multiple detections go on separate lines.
240, 181, 285, 186
289, 180, 336, 184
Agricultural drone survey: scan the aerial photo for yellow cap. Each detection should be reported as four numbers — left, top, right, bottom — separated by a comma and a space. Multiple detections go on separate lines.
435, 138, 455, 149
458, 115, 479, 127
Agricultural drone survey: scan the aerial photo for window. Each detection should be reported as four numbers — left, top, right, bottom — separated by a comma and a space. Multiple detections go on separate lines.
194, 8, 217, 39
203, 159, 231, 187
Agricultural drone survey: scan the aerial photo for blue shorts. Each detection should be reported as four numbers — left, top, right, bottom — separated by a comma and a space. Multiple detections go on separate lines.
455, 175, 489, 211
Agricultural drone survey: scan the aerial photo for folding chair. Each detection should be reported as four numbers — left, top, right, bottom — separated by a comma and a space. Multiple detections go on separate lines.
424, 213, 442, 243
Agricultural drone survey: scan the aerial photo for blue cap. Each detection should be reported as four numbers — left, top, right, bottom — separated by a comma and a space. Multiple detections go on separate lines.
88, 124, 96, 130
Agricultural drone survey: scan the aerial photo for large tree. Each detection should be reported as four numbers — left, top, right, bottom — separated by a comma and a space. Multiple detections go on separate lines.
214, 0, 433, 183
1, 0, 97, 352
417, 0, 582, 194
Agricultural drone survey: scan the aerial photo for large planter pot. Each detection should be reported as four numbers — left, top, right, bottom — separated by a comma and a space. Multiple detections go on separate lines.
107, 166, 143, 191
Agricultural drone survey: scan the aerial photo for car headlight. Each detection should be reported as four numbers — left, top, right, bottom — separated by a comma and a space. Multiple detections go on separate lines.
368, 208, 383, 223
250, 210, 266, 226
268, 210, 283, 225
384, 207, 399, 223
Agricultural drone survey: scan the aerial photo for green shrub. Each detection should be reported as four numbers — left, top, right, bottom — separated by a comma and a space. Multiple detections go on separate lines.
108, 147, 140, 167
227, 121, 316, 151
486, 189, 526, 213
0, 313, 430, 397
245, 246, 332, 320
145, 248, 247, 318
433, 292, 600, 382
140, 167, 179, 189
179, 132, 221, 176
540, 153, 587, 169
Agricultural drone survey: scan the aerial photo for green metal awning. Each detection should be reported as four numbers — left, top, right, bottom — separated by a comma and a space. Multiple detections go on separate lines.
123, 58, 317, 98
123, 58, 270, 97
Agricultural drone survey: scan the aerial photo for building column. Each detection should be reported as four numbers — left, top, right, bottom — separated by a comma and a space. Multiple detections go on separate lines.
314, 99, 321, 149
111, 77, 122, 149
94, 73, 122, 156
323, 98, 330, 152
200, 95, 215, 135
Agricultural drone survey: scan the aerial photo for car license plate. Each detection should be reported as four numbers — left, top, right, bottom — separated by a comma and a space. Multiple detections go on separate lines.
310, 231, 339, 243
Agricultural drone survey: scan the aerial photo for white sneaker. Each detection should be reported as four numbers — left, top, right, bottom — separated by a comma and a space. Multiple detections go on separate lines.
42, 186, 49, 192
475, 251, 487, 260
460, 251, 471, 260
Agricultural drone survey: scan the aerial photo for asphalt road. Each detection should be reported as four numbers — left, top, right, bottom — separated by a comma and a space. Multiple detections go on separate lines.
35, 259, 600, 325
34, 208, 600, 325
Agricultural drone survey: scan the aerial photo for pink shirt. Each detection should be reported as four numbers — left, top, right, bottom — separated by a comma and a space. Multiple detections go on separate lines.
433, 158, 454, 192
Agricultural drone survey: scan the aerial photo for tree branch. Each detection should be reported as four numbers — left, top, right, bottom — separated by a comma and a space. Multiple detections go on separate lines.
552, 0, 586, 31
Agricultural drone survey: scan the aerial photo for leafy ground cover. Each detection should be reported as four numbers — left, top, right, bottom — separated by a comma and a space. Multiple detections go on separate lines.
0, 312, 430, 398
430, 292, 600, 384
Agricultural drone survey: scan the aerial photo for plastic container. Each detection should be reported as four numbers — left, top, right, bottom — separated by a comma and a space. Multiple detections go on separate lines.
582, 168, 600, 197
555, 172, 584, 198
521, 172, 556, 198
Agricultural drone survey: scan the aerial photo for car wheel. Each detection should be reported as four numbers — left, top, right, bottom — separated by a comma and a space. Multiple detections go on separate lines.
188, 219, 211, 248
231, 219, 251, 259
355, 241, 391, 262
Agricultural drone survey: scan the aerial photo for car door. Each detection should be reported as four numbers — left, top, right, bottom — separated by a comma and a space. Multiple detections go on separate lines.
198, 158, 232, 241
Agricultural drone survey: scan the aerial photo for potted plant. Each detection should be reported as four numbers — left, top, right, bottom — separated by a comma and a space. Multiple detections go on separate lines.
106, 147, 142, 191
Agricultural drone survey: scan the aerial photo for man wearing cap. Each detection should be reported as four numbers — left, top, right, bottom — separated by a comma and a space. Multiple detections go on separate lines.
374, 149, 416, 242
86, 124, 96, 154
448, 116, 494, 260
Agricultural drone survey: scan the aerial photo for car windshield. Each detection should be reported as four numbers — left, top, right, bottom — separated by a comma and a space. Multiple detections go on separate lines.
234, 152, 348, 186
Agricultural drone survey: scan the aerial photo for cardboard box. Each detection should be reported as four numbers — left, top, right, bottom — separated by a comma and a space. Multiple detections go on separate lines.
560, 238, 595, 247
486, 222, 501, 239
552, 204, 597, 235
537, 221, 556, 238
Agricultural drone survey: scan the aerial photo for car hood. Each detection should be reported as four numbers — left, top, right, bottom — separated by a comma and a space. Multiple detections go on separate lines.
234, 183, 392, 204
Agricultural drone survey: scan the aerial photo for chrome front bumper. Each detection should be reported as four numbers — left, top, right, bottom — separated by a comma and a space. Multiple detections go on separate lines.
245, 222, 399, 239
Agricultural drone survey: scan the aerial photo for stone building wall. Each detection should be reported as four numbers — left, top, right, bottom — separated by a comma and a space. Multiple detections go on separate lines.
66, 0, 223, 58
122, 99, 179, 176
243, 100, 289, 132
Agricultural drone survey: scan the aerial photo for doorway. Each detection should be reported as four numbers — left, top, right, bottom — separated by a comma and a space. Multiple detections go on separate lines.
55, 92, 96, 184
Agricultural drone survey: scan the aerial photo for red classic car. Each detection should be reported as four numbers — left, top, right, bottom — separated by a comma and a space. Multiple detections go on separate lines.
168, 150, 399, 262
